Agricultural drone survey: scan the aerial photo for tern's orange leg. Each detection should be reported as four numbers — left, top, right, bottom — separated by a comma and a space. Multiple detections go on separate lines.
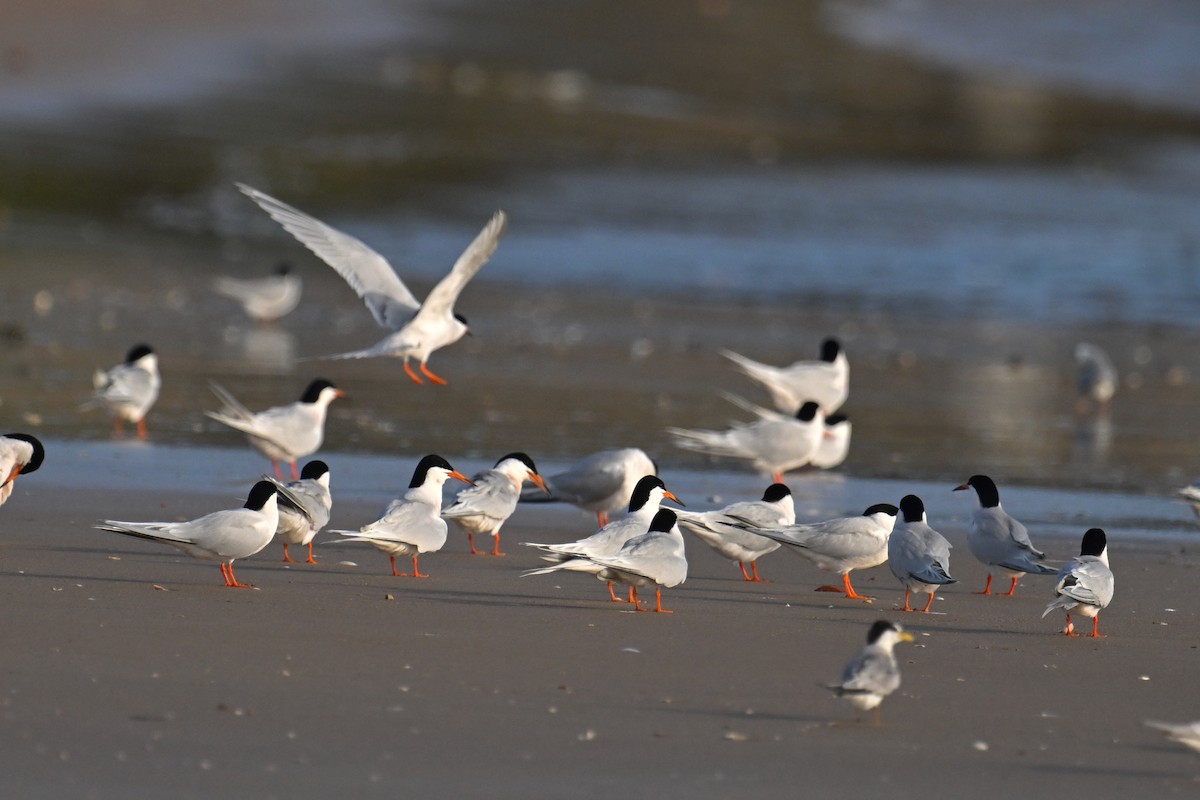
737, 561, 753, 581
630, 587, 647, 612
272, 461, 283, 480
467, 533, 481, 555
282, 543, 294, 563
489, 534, 505, 556
839, 572, 874, 601
652, 588, 673, 613
607, 582, 626, 602
389, 555, 401, 577
900, 587, 913, 612
771, 471, 784, 484
748, 561, 766, 582
406, 555, 429, 578
596, 512, 609, 527
225, 563, 253, 588
921, 591, 935, 612
402, 361, 424, 385
419, 362, 447, 385
1088, 616, 1104, 638
305, 543, 317, 564
1063, 612, 1080, 637
289, 460, 299, 480
1002, 576, 1019, 596
973, 573, 993, 595
219, 563, 234, 586
136, 418, 148, 440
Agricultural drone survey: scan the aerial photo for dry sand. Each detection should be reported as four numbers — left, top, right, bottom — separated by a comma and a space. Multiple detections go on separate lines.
1, 471, 1199, 799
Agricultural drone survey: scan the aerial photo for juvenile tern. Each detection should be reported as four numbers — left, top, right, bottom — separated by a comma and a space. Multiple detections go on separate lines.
1042, 528, 1113, 637
953, 474, 1056, 595
0, 433, 44, 508
523, 508, 687, 613
329, 455, 472, 577
442, 452, 547, 556
1075, 342, 1117, 413
205, 378, 344, 479
719, 337, 848, 414
237, 183, 506, 385
1144, 720, 1200, 755
522, 475, 682, 602
265, 460, 332, 564
667, 401, 824, 483
827, 619, 913, 725
674, 483, 793, 581
213, 261, 302, 322
96, 480, 282, 588
888, 494, 956, 612
734, 503, 897, 600
520, 447, 658, 526
80, 343, 160, 440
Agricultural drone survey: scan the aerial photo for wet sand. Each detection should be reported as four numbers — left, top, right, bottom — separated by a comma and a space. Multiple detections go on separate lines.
1, 463, 1199, 798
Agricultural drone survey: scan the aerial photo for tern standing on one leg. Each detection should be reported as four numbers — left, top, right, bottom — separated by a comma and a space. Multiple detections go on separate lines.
80, 343, 160, 440
1043, 527, 1113, 638
96, 480, 282, 588
205, 378, 344, 480
329, 455, 472, 578
954, 474, 1056, 596
237, 183, 505, 385
442, 452, 548, 556
888, 494, 956, 612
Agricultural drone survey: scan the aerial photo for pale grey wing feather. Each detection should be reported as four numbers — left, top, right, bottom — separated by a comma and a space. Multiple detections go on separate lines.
237, 183, 419, 329
409, 210, 507, 325
207, 381, 254, 421
1053, 559, 1114, 607
544, 459, 627, 506
840, 649, 900, 696
443, 470, 518, 521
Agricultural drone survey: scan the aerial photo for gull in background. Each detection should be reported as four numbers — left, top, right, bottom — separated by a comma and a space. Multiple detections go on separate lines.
827, 619, 913, 725
96, 480, 284, 588
442, 452, 547, 556
238, 183, 505, 385
0, 433, 44, 508
520, 447, 658, 526
1043, 528, 1113, 637
80, 343, 160, 440
953, 474, 1056, 595
719, 337, 848, 414
888, 494, 956, 612
329, 455, 472, 578
667, 401, 824, 483
674, 483, 793, 582
524, 508, 687, 613
213, 261, 303, 323
733, 503, 897, 601
205, 378, 344, 480
522, 475, 683, 602
265, 460, 332, 564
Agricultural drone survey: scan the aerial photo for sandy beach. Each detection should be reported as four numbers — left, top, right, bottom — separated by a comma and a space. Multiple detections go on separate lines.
1, 451, 1199, 799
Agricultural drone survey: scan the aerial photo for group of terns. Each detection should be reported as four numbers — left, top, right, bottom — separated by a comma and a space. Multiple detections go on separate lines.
0, 183, 1144, 729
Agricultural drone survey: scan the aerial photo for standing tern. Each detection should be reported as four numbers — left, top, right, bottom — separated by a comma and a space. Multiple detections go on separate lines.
827, 619, 913, 725
329, 455, 472, 577
442, 452, 547, 556
0, 433, 44, 508
521, 475, 682, 602
80, 343, 160, 440
667, 401, 824, 483
719, 337, 848, 414
520, 447, 658, 526
888, 494, 956, 612
213, 261, 302, 323
237, 183, 506, 385
1042, 528, 1113, 637
265, 460, 332, 564
674, 483, 793, 582
953, 474, 1056, 595
523, 508, 687, 613
96, 480, 283, 588
733, 503, 897, 601
205, 378, 344, 480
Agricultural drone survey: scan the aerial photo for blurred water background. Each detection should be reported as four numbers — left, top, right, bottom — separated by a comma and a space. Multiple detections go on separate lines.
3, 0, 1200, 523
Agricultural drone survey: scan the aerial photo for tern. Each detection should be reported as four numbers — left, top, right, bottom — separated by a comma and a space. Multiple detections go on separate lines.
80, 344, 160, 440
265, 460, 332, 564
667, 401, 824, 483
719, 337, 848, 414
888, 494, 956, 612
0, 433, 44, 509
953, 474, 1056, 595
674, 483, 793, 581
1042, 528, 1113, 637
442, 452, 548, 556
827, 619, 913, 725
213, 261, 302, 322
519, 447, 658, 526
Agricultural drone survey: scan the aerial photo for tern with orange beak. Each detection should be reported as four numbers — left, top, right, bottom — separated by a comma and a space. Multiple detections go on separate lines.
205, 378, 344, 480
0, 433, 44, 508
329, 455, 473, 578
237, 183, 505, 385
442, 452, 548, 555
